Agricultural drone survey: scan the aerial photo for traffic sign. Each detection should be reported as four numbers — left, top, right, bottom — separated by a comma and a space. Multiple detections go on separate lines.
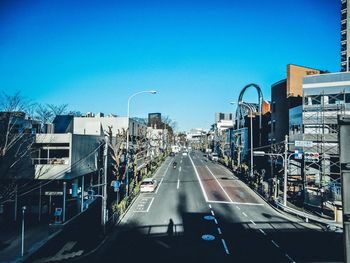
45, 191, 63, 196
294, 150, 303, 160
295, 141, 314, 147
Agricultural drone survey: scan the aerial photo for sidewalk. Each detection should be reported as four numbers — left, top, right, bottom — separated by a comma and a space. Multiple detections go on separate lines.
0, 221, 59, 263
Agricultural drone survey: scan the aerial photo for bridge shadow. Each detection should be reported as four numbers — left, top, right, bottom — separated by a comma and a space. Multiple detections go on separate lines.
28, 192, 344, 263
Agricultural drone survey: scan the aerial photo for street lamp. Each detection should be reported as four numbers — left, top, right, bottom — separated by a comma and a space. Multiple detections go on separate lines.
238, 102, 255, 179
126, 90, 157, 196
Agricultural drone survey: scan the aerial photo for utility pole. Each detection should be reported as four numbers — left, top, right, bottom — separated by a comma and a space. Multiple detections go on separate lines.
283, 135, 288, 206
21, 206, 26, 257
81, 176, 84, 213
102, 137, 108, 232
38, 183, 42, 222
63, 182, 66, 222
14, 184, 17, 221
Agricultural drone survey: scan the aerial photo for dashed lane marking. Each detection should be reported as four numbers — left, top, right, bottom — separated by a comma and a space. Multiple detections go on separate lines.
271, 240, 280, 248
259, 229, 267, 236
221, 239, 230, 255
211, 210, 215, 216
209, 204, 212, 209
285, 254, 296, 263
217, 227, 222, 235
250, 220, 256, 225
236, 206, 241, 210
214, 218, 218, 225
242, 212, 248, 217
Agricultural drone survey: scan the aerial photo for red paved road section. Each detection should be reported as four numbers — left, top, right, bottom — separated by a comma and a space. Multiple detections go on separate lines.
194, 158, 261, 204
206, 165, 261, 204
196, 165, 231, 202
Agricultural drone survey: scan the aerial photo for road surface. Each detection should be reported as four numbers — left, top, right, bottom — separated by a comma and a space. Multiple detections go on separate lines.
88, 150, 343, 263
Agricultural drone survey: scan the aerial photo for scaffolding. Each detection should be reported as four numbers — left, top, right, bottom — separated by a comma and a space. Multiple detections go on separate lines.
302, 91, 346, 207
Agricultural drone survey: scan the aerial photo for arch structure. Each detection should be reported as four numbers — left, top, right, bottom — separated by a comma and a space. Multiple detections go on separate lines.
235, 83, 264, 129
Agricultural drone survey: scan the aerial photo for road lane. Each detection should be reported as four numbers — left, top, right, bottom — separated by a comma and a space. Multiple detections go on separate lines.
87, 151, 343, 263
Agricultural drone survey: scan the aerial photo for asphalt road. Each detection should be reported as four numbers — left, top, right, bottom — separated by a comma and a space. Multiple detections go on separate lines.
88, 150, 343, 263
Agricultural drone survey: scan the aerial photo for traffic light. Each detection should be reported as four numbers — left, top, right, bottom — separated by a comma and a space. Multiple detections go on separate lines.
305, 152, 319, 162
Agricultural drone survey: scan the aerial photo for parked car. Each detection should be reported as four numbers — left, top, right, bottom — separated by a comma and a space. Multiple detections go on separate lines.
182, 151, 188, 156
209, 153, 218, 161
140, 178, 158, 192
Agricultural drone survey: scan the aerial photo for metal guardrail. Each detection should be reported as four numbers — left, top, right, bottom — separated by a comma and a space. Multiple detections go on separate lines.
275, 201, 342, 228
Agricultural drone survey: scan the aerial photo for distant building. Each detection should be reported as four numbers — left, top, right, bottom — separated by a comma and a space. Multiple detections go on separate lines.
215, 112, 232, 123
148, 113, 162, 128
341, 0, 350, 71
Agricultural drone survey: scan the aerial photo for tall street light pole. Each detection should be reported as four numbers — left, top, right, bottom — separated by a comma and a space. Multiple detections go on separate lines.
239, 102, 254, 178
126, 90, 157, 196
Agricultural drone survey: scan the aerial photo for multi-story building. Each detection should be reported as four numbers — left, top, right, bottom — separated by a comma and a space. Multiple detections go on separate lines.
341, 0, 349, 71
215, 112, 232, 123
289, 72, 350, 214
148, 113, 162, 128
269, 64, 321, 144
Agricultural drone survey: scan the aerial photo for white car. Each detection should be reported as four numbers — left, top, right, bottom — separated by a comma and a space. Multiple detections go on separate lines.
182, 151, 188, 156
210, 153, 219, 161
140, 178, 158, 193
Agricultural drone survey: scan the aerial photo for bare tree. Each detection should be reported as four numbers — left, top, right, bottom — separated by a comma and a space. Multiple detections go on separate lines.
0, 91, 36, 203
35, 103, 69, 125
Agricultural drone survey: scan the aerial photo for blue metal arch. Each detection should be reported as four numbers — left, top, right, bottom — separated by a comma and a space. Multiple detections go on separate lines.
236, 83, 264, 129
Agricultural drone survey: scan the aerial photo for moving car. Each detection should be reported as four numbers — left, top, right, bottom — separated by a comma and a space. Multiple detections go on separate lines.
182, 151, 188, 156
140, 178, 158, 193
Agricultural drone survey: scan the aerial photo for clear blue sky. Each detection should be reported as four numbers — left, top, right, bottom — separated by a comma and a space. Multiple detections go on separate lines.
0, 0, 340, 131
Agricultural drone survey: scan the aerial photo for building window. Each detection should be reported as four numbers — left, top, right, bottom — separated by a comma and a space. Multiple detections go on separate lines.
272, 121, 276, 133
329, 93, 345, 104
345, 93, 350, 103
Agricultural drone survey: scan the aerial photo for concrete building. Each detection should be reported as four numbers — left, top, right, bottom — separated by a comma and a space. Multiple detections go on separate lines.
269, 64, 321, 144
289, 72, 350, 213
148, 113, 162, 128
73, 115, 147, 139
215, 112, 232, 123
341, 0, 350, 71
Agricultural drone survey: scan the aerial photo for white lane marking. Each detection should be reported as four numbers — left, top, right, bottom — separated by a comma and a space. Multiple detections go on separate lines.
214, 218, 218, 225
242, 212, 248, 217
209, 204, 212, 209
285, 254, 296, 263
189, 154, 209, 202
146, 197, 155, 212
271, 240, 280, 248
221, 239, 230, 255
155, 177, 164, 194
205, 165, 233, 202
155, 240, 170, 249
211, 210, 215, 216
177, 179, 180, 190
250, 220, 256, 225
179, 166, 182, 172
208, 200, 264, 206
217, 227, 222, 235
259, 229, 267, 236
180, 159, 182, 164
236, 206, 241, 210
